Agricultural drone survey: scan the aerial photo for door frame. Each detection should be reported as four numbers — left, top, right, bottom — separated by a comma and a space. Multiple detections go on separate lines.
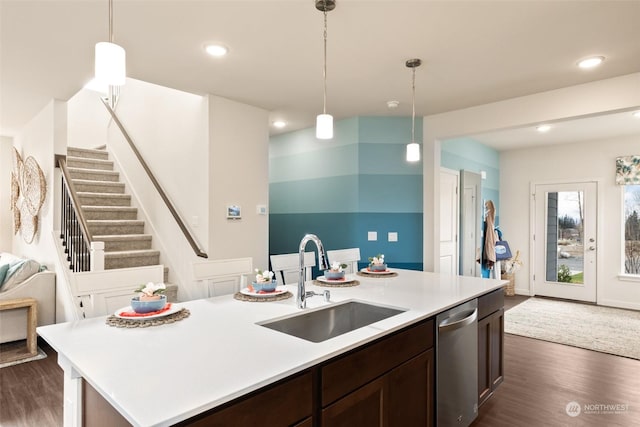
529, 179, 604, 303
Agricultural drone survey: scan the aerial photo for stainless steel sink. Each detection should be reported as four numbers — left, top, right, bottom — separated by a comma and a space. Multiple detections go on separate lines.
258, 300, 406, 343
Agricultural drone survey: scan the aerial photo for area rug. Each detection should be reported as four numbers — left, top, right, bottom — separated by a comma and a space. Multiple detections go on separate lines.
505, 298, 640, 360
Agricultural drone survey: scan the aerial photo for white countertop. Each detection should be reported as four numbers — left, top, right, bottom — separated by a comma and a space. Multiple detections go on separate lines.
38, 269, 504, 427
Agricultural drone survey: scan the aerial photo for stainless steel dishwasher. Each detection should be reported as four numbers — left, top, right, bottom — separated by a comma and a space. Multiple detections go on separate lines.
436, 299, 478, 427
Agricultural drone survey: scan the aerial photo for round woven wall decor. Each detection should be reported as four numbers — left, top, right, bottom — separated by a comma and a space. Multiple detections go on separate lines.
19, 204, 37, 244
10, 172, 19, 210
13, 209, 21, 235
22, 156, 46, 216
11, 147, 22, 177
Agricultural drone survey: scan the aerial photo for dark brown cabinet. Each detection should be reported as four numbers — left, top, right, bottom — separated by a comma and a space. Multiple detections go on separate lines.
321, 350, 434, 427
180, 371, 314, 427
478, 289, 505, 406
321, 319, 435, 427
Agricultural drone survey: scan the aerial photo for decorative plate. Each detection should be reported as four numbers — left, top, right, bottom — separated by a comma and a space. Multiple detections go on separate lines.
316, 275, 356, 284
114, 303, 181, 320
360, 267, 395, 275
240, 286, 288, 298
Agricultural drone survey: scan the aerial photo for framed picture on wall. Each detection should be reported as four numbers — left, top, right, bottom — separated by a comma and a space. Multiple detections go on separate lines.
227, 205, 241, 220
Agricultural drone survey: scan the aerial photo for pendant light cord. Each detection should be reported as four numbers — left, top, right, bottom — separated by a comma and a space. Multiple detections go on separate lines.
108, 0, 113, 43
322, 7, 328, 115
411, 66, 416, 144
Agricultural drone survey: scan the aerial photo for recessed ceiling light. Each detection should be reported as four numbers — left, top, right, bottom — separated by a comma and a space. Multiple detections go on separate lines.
536, 124, 551, 133
577, 56, 604, 69
205, 44, 228, 57
272, 120, 287, 129
633, 111, 640, 118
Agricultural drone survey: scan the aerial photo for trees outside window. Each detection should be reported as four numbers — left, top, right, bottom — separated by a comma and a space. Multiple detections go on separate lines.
624, 185, 640, 275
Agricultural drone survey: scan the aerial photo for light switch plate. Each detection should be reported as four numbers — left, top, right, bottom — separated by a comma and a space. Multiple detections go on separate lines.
388, 232, 398, 242
257, 205, 267, 215
368, 231, 377, 241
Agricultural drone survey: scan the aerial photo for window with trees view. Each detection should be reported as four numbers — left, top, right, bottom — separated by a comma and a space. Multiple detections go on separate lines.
625, 185, 640, 275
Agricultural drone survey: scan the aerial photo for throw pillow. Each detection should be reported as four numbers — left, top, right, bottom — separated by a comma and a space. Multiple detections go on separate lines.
0, 263, 9, 287
1, 259, 42, 292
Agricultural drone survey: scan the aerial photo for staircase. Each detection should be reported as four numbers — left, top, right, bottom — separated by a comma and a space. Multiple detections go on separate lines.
65, 146, 176, 300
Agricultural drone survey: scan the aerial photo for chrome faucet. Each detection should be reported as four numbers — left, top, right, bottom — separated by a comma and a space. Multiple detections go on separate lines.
298, 233, 331, 308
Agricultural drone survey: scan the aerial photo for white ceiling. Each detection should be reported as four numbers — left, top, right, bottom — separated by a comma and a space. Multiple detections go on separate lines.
2, 0, 640, 149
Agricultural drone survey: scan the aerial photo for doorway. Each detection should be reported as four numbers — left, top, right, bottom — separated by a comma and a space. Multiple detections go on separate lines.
533, 182, 597, 302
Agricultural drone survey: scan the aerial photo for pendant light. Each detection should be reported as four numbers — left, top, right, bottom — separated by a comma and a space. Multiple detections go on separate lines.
95, 0, 126, 90
406, 58, 422, 162
315, 0, 336, 140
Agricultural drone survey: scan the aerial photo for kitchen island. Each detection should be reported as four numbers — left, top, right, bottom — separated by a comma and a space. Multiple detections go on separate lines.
38, 269, 505, 426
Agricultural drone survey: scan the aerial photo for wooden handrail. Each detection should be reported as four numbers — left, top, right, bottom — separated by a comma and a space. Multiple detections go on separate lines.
100, 98, 208, 259
56, 155, 93, 245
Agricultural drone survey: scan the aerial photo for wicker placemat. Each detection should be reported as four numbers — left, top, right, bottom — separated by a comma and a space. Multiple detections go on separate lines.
233, 291, 293, 302
312, 279, 360, 288
106, 308, 190, 328
356, 271, 399, 278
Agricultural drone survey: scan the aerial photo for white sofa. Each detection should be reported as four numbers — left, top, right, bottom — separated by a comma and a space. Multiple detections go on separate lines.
0, 253, 56, 343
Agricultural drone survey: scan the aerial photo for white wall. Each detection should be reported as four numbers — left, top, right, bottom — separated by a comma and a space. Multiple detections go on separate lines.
106, 79, 209, 301
67, 88, 110, 149
11, 100, 66, 264
10, 100, 76, 321
501, 134, 640, 309
0, 136, 13, 251
208, 96, 269, 271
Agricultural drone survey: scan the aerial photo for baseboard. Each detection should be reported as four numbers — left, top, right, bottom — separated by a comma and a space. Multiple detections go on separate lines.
597, 299, 640, 311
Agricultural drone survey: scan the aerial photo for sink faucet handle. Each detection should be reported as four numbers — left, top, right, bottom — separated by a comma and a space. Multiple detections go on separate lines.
305, 290, 331, 303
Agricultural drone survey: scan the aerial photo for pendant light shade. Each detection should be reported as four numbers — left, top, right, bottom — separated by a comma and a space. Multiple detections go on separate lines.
95, 0, 126, 93
315, 0, 335, 140
406, 58, 422, 162
406, 142, 420, 162
316, 114, 334, 139
95, 41, 126, 86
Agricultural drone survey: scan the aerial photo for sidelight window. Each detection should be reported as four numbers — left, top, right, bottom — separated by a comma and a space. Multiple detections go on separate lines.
624, 185, 640, 276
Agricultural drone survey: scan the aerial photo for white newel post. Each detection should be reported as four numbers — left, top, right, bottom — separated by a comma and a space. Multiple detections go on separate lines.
90, 241, 105, 271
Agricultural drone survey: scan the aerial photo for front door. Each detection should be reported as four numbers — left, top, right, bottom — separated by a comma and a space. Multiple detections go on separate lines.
533, 182, 597, 302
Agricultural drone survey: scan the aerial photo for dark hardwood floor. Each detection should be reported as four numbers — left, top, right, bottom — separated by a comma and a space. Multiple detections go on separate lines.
0, 338, 63, 427
1, 295, 639, 426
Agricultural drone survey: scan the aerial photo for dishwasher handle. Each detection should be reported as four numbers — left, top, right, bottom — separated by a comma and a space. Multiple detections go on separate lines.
438, 308, 478, 333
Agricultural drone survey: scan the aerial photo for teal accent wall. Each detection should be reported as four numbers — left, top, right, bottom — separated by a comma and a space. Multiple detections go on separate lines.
269, 117, 423, 271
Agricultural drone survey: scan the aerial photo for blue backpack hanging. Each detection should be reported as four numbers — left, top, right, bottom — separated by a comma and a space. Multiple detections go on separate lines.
494, 228, 512, 260
495, 240, 512, 260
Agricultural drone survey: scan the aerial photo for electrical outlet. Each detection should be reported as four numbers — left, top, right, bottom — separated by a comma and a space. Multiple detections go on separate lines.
388, 232, 398, 242
368, 231, 377, 241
